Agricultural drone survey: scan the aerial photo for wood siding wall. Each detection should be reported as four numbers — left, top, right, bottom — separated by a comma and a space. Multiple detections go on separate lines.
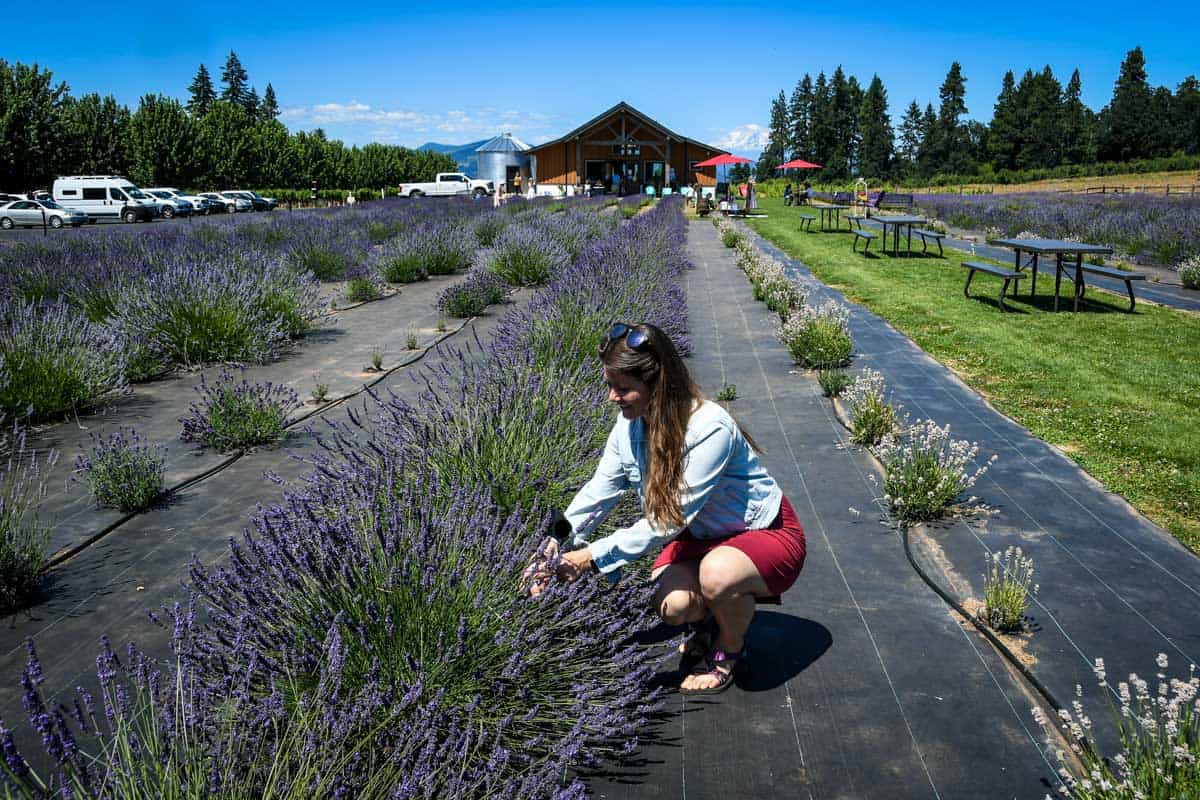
529, 111, 719, 187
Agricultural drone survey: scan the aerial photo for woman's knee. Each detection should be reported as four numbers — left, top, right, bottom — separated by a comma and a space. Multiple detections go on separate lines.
699, 547, 766, 601
658, 589, 704, 625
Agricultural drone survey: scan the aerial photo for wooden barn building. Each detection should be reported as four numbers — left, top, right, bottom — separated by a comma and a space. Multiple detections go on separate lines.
526, 101, 725, 196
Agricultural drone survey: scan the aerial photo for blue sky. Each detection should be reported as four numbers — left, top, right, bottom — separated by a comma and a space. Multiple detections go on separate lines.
3, 1, 1193, 156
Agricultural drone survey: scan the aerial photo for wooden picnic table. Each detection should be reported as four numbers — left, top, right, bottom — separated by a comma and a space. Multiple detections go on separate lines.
814, 203, 850, 231
991, 238, 1115, 311
874, 214, 927, 257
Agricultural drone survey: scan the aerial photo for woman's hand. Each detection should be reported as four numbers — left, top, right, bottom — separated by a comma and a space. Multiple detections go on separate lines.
555, 547, 595, 583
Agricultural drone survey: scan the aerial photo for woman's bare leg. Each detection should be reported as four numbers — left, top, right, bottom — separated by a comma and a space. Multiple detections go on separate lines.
681, 546, 770, 692
650, 561, 706, 626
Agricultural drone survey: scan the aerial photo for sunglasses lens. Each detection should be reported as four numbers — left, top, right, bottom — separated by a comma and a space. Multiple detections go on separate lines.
626, 329, 649, 349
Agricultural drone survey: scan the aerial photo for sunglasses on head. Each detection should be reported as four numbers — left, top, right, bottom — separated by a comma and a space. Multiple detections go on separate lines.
600, 322, 650, 354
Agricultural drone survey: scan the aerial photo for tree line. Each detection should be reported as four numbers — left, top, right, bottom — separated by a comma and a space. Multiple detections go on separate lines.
757, 47, 1200, 183
0, 52, 456, 193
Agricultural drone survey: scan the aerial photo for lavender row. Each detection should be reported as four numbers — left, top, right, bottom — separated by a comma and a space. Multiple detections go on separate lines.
3, 199, 690, 797
911, 191, 1200, 266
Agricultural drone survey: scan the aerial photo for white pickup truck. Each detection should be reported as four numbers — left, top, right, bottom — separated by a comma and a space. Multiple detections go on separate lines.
398, 173, 493, 198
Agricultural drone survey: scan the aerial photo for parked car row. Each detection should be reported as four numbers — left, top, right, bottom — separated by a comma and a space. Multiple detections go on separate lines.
0, 177, 279, 230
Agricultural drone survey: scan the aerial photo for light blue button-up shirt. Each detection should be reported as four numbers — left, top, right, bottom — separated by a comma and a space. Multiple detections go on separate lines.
564, 400, 783, 575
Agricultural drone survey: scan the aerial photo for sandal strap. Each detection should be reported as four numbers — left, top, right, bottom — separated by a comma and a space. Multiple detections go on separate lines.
708, 646, 746, 665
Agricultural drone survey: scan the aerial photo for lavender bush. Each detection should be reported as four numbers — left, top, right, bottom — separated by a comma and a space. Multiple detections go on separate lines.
0, 419, 53, 614
74, 427, 166, 512
876, 419, 996, 522
1177, 255, 1200, 290
471, 213, 508, 247
843, 369, 900, 447
778, 300, 853, 369
982, 546, 1036, 633
488, 223, 571, 286
179, 368, 301, 452
1034, 654, 1199, 799
112, 255, 322, 370
375, 221, 473, 283
0, 299, 126, 420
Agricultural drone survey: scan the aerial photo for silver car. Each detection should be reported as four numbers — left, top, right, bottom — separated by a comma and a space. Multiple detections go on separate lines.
0, 199, 89, 229
198, 192, 252, 213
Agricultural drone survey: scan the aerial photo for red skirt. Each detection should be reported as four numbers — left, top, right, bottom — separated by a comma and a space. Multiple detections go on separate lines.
652, 495, 807, 596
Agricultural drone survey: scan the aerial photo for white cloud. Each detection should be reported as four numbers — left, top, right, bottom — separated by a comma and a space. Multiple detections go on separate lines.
715, 123, 770, 152
279, 101, 560, 146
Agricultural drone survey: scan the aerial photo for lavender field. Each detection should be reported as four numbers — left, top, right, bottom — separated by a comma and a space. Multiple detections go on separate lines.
913, 191, 1200, 266
1, 195, 678, 797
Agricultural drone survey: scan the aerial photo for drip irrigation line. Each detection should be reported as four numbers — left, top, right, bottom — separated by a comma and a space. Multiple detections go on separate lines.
39, 308, 493, 573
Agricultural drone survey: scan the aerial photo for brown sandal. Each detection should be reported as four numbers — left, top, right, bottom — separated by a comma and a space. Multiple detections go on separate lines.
680, 647, 747, 696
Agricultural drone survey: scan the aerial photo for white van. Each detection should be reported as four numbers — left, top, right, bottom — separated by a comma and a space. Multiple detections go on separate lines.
52, 176, 159, 223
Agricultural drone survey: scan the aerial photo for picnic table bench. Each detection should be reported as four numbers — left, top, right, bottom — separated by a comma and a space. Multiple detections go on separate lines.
797, 212, 816, 232
851, 229, 878, 253
962, 261, 1026, 312
1074, 263, 1148, 312
914, 229, 946, 256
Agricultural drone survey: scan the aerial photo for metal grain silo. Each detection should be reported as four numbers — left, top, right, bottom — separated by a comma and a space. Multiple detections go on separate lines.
476, 133, 530, 193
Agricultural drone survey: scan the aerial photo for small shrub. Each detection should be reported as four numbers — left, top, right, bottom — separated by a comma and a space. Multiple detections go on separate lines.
405, 330, 419, 350
818, 369, 852, 398
721, 228, 743, 248
489, 224, 570, 286
1177, 255, 1200, 290
981, 546, 1036, 633
778, 300, 853, 369
369, 350, 384, 371
311, 375, 330, 404
716, 383, 738, 402
1034, 653, 1199, 800
620, 204, 640, 219
438, 283, 487, 318
844, 369, 899, 447
75, 427, 165, 512
0, 419, 52, 614
0, 299, 127, 420
179, 368, 300, 452
344, 276, 381, 302
436, 319, 447, 332
876, 419, 995, 523
378, 256, 428, 283
472, 213, 507, 246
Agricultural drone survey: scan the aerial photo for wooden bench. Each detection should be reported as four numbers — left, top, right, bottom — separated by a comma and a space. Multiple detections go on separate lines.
880, 192, 914, 209
845, 214, 866, 231
963, 261, 1026, 312
831, 191, 854, 205
1075, 263, 1147, 312
852, 229, 878, 253
915, 229, 946, 256
797, 213, 816, 232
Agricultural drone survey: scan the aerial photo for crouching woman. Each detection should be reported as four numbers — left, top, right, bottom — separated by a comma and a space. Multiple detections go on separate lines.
533, 322, 806, 695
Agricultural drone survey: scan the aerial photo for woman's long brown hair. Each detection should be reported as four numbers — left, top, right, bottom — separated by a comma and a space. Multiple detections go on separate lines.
601, 323, 760, 530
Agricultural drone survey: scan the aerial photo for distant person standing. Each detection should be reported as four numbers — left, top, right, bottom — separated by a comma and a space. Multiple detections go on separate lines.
668, 165, 678, 191
746, 176, 757, 211
494, 181, 504, 208
612, 170, 621, 196
514, 173, 522, 196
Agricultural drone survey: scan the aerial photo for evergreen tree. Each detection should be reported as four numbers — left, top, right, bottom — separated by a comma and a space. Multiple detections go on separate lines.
1061, 69, 1096, 164
917, 103, 939, 176
897, 100, 924, 176
788, 75, 813, 160
933, 62, 972, 174
810, 72, 835, 178
857, 74, 893, 179
186, 64, 216, 117
1012, 66, 1064, 170
1173, 76, 1200, 155
220, 51, 249, 108
0, 59, 70, 189
195, 100, 252, 187
988, 71, 1020, 171
261, 83, 280, 121
244, 86, 260, 119
757, 90, 790, 177
1098, 46, 1155, 162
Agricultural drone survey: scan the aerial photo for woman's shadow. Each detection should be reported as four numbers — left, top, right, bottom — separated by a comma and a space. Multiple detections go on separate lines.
737, 611, 832, 691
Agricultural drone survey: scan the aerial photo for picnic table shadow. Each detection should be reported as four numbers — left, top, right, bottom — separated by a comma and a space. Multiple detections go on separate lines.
966, 290, 1131, 315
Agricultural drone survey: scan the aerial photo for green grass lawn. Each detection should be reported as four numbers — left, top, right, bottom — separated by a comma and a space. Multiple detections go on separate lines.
744, 196, 1200, 553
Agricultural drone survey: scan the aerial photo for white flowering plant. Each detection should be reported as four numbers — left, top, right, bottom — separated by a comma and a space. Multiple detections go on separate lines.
1177, 255, 1200, 290
777, 300, 853, 369
982, 546, 1037, 633
1033, 653, 1199, 799
876, 419, 996, 522
843, 368, 899, 447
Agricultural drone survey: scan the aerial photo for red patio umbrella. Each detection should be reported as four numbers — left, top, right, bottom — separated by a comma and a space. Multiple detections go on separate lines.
692, 153, 753, 198
776, 159, 823, 170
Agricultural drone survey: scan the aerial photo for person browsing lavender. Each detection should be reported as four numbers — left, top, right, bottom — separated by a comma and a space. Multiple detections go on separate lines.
529, 322, 807, 695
